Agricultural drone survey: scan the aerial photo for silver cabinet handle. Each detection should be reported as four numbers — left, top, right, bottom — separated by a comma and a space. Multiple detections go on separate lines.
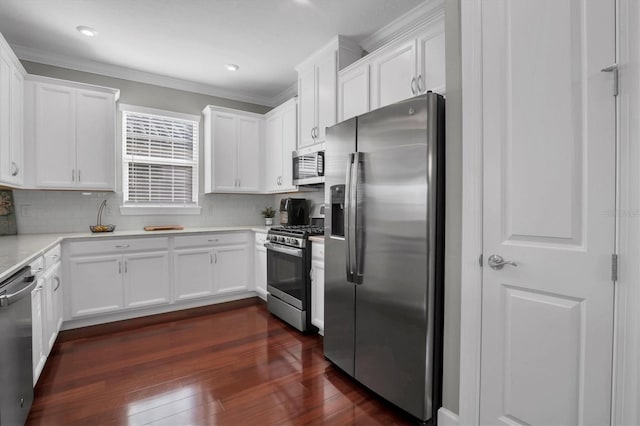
115, 245, 130, 248
53, 276, 61, 292
11, 161, 19, 176
411, 77, 417, 95
417, 75, 424, 93
213, 253, 217, 264
71, 169, 75, 182
208, 238, 219, 242
78, 169, 81, 182
209, 253, 213, 264
118, 261, 121, 274
311, 127, 315, 140
487, 254, 518, 270
124, 260, 128, 273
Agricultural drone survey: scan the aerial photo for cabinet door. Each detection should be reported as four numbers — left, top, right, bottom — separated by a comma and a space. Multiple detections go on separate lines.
211, 113, 238, 191
76, 89, 115, 190
173, 248, 214, 301
370, 39, 416, 109
417, 32, 446, 94
31, 281, 46, 385
50, 262, 63, 334
254, 244, 267, 300
68, 254, 123, 317
0, 51, 11, 184
213, 244, 249, 294
298, 66, 316, 148
280, 102, 298, 191
34, 83, 76, 188
236, 117, 261, 192
42, 267, 58, 353
339, 63, 370, 121
316, 51, 337, 142
265, 113, 282, 192
311, 255, 324, 334
8, 68, 23, 186
123, 251, 170, 309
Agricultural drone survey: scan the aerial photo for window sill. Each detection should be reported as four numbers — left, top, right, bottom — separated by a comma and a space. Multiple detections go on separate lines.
120, 206, 202, 216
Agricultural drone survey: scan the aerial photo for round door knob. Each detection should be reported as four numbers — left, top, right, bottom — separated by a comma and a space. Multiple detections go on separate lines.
487, 254, 518, 270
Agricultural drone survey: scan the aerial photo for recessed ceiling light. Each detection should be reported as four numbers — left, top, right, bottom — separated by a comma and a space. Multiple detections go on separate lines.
76, 26, 98, 37
225, 64, 239, 72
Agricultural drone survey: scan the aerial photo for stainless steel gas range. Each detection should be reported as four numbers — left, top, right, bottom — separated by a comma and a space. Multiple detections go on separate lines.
265, 225, 323, 332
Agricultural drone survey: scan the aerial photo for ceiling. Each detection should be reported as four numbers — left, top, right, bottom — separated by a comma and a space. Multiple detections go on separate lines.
0, 0, 424, 106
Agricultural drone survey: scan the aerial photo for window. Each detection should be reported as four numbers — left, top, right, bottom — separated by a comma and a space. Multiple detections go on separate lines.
120, 105, 200, 215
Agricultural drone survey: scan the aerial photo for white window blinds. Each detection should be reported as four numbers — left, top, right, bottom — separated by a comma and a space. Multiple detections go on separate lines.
122, 109, 199, 207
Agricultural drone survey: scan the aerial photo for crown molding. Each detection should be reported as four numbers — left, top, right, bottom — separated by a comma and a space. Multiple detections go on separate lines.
360, 0, 445, 53
271, 82, 298, 107
12, 44, 278, 107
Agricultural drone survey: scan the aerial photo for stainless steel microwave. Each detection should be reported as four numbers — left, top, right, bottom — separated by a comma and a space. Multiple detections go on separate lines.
292, 143, 324, 185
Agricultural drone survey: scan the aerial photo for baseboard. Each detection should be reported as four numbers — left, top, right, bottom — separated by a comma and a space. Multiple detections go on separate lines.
438, 407, 459, 426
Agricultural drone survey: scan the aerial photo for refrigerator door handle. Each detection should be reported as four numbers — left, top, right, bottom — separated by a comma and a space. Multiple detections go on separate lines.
353, 152, 364, 284
345, 153, 355, 282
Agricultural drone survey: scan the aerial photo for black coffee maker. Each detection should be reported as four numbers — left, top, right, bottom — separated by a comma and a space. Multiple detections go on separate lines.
279, 198, 308, 226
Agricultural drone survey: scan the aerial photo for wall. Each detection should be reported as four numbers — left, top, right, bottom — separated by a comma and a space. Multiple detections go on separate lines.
15, 61, 274, 233
442, 0, 462, 415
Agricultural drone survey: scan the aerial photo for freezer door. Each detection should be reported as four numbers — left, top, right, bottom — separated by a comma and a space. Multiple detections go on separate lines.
354, 94, 442, 421
323, 118, 357, 376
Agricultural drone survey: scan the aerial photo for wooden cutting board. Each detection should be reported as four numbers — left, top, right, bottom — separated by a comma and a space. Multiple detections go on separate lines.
144, 225, 184, 231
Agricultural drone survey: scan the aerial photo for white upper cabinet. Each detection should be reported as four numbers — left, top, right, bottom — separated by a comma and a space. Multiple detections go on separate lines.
264, 98, 298, 192
0, 34, 26, 187
24, 76, 118, 190
296, 36, 362, 148
203, 106, 263, 193
338, 63, 370, 122
340, 15, 445, 114
371, 39, 417, 110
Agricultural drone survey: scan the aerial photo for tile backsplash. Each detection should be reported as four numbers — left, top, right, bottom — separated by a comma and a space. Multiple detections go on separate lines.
12, 190, 275, 234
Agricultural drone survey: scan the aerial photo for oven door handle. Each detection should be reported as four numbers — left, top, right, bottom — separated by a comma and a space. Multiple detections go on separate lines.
264, 242, 304, 258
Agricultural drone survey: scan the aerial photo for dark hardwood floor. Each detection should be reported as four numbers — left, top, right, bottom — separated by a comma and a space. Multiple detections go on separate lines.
27, 302, 415, 425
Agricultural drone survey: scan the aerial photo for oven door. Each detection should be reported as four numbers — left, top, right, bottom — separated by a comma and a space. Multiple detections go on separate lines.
265, 242, 306, 310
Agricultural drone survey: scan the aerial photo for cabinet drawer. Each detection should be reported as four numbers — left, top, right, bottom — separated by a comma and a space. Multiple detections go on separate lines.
172, 232, 248, 249
44, 245, 61, 268
312, 241, 324, 260
67, 237, 169, 256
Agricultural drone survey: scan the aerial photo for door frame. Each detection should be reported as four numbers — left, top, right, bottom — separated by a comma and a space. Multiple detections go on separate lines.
458, 1, 638, 425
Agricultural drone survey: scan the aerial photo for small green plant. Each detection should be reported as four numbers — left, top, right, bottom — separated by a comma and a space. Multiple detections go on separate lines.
261, 206, 276, 218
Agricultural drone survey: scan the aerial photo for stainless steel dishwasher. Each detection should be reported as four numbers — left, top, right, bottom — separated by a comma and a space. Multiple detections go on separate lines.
0, 266, 35, 426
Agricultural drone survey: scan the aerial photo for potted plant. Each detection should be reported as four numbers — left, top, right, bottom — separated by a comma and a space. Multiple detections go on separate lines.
261, 206, 276, 226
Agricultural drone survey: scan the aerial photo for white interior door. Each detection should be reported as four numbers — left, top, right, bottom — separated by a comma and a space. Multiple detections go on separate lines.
480, 1, 616, 425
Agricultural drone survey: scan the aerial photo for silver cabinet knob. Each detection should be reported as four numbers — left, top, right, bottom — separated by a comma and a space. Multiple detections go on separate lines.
487, 254, 518, 270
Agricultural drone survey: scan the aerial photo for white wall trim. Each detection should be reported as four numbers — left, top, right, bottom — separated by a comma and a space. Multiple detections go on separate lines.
360, 0, 445, 53
438, 407, 459, 426
458, 1, 484, 425
119, 103, 200, 123
612, 0, 640, 424
12, 44, 277, 107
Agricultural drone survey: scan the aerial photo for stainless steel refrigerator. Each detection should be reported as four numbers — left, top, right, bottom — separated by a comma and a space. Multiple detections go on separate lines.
324, 93, 445, 422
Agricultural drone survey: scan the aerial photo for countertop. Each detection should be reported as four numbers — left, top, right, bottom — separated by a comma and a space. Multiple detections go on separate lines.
309, 235, 325, 243
0, 226, 270, 282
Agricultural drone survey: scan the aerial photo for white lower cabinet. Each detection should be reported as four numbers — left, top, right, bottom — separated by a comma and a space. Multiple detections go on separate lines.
31, 247, 63, 385
173, 248, 215, 301
123, 251, 170, 309
31, 278, 46, 385
254, 233, 267, 300
214, 245, 249, 295
173, 234, 250, 301
68, 242, 171, 318
310, 241, 325, 335
69, 254, 123, 317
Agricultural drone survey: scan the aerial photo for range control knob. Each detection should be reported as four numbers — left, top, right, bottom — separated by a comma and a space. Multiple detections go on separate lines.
291, 239, 299, 247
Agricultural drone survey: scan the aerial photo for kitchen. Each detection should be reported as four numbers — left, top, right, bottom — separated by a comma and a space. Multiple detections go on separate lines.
0, 1, 638, 424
